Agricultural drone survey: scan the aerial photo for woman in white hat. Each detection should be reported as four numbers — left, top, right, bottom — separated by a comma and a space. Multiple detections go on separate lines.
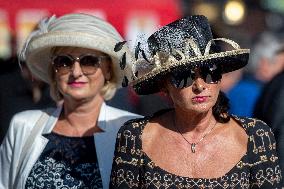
0, 13, 140, 189
110, 15, 282, 188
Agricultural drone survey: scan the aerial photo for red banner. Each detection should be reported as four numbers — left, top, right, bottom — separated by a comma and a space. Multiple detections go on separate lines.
0, 0, 181, 58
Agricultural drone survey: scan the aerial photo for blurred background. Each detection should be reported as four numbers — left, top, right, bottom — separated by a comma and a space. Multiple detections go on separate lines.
1, 0, 284, 142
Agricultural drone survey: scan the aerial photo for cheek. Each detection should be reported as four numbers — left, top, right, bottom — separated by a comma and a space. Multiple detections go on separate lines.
168, 88, 192, 105
55, 75, 68, 93
207, 85, 220, 108
90, 73, 105, 88
100, 61, 111, 80
86, 69, 107, 94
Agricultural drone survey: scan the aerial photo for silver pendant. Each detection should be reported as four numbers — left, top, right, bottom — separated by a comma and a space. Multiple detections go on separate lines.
191, 143, 196, 153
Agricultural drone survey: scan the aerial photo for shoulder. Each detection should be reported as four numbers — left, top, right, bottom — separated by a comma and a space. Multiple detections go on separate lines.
234, 116, 278, 157
117, 117, 148, 137
116, 109, 170, 135
2, 108, 55, 144
261, 71, 284, 96
9, 107, 57, 132
269, 71, 284, 85
233, 115, 276, 151
233, 116, 273, 135
113, 117, 148, 159
10, 110, 44, 129
234, 117, 282, 187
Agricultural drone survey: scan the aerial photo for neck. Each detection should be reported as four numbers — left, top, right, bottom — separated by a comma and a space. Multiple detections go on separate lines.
61, 95, 104, 135
173, 108, 216, 137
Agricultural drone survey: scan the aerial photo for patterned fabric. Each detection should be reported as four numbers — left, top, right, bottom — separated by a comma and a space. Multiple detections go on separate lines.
110, 115, 282, 189
25, 132, 102, 189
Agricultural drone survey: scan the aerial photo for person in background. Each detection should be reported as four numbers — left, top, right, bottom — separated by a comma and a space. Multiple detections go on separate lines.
249, 32, 284, 83
110, 15, 282, 188
0, 13, 140, 189
0, 57, 55, 143
254, 70, 284, 186
220, 68, 262, 117
221, 31, 284, 117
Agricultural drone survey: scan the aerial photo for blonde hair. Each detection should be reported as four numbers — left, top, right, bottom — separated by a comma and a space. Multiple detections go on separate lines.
48, 46, 117, 102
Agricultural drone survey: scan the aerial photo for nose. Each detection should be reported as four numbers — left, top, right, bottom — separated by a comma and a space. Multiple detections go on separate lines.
71, 61, 83, 78
192, 77, 205, 93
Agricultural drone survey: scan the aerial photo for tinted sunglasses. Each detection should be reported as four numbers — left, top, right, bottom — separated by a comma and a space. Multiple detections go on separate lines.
51, 54, 109, 75
170, 66, 222, 89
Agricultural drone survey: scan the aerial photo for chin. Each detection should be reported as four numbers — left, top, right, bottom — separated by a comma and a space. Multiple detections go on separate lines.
180, 103, 213, 114
65, 92, 95, 101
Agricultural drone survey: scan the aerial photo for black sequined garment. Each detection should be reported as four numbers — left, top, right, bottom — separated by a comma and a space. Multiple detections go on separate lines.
25, 132, 102, 189
110, 116, 282, 189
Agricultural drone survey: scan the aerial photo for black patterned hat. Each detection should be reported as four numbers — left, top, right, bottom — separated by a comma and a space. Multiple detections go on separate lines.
130, 15, 250, 95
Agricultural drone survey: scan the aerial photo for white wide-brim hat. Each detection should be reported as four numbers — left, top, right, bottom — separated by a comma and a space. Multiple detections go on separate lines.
20, 13, 133, 88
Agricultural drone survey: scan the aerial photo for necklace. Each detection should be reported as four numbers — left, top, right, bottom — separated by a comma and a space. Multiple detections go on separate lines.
173, 115, 218, 153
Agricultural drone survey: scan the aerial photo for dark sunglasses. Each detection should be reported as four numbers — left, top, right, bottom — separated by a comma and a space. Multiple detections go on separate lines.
170, 66, 222, 89
51, 54, 109, 75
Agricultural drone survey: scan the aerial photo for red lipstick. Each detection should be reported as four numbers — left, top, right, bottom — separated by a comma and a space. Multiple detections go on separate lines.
68, 82, 86, 87
192, 96, 208, 103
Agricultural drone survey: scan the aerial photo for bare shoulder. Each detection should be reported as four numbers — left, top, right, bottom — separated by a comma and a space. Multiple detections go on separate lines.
226, 117, 248, 146
142, 111, 173, 142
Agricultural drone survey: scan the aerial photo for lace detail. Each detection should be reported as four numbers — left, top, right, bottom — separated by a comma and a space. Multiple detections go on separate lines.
25, 132, 102, 189
110, 116, 282, 188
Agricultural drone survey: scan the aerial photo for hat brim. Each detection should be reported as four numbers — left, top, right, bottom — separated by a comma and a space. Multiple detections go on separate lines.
25, 32, 131, 87
132, 49, 249, 95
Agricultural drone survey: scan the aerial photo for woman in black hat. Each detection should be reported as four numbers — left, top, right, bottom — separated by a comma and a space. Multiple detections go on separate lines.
110, 15, 282, 188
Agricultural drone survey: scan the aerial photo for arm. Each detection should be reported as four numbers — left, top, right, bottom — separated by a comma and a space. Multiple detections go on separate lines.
0, 116, 17, 189
0, 110, 42, 189
110, 120, 143, 189
249, 121, 282, 188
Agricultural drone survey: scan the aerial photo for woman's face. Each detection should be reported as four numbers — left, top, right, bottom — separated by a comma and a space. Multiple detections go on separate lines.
52, 47, 111, 101
166, 68, 221, 114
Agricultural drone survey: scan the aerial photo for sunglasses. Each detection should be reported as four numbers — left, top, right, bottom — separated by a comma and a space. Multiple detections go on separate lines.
170, 67, 222, 89
51, 54, 109, 75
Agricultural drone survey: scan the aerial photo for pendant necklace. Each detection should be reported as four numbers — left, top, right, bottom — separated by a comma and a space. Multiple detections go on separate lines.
173, 115, 218, 153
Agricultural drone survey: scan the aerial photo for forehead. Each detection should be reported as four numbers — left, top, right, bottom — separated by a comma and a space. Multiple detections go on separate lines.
52, 46, 105, 56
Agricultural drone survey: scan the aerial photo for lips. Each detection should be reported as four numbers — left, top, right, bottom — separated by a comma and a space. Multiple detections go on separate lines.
192, 96, 208, 103
68, 81, 86, 87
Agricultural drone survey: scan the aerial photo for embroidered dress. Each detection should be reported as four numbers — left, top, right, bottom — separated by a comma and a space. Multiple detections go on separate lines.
110, 116, 282, 189
25, 132, 102, 189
